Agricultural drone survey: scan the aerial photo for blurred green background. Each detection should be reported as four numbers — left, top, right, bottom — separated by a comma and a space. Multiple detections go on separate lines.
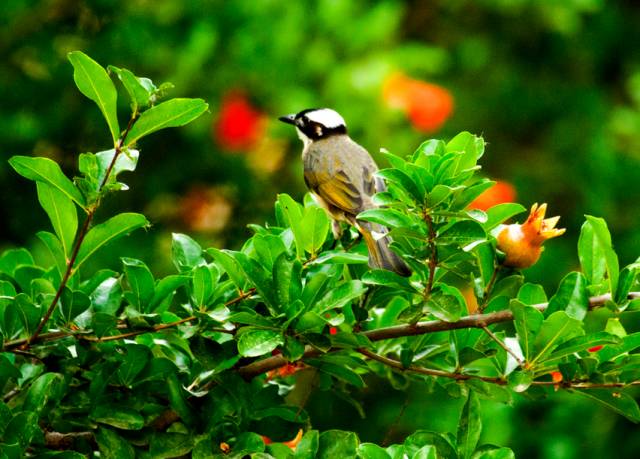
2, 0, 640, 457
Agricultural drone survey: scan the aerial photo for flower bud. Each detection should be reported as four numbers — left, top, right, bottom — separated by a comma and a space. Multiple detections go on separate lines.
497, 203, 565, 269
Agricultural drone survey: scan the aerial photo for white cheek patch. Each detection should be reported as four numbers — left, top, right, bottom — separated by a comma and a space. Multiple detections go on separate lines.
306, 109, 346, 129
296, 127, 312, 148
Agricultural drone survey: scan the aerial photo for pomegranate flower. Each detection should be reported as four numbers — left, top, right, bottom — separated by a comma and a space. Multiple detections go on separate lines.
497, 203, 565, 269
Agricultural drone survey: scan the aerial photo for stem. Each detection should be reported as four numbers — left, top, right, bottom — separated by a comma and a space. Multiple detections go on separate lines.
424, 213, 438, 296
481, 325, 523, 366
27, 113, 137, 346
478, 266, 500, 313
237, 291, 640, 379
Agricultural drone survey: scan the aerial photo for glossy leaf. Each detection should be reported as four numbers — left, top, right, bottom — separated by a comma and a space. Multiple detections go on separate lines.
9, 156, 85, 208
578, 216, 619, 296
301, 206, 330, 255
91, 405, 144, 430
358, 443, 392, 459
108, 65, 151, 110
314, 281, 366, 314
125, 98, 208, 146
95, 427, 135, 459
532, 311, 583, 364
510, 300, 544, 361
122, 257, 155, 310
172, 233, 205, 272
483, 203, 526, 231
546, 272, 589, 319
68, 51, 120, 144
318, 430, 359, 459
575, 389, 640, 422
36, 182, 78, 257
75, 213, 148, 272
23, 372, 62, 414
457, 391, 481, 459
237, 328, 283, 357
358, 208, 415, 229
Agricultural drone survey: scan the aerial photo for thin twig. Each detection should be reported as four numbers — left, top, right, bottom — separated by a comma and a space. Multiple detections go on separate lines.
237, 291, 640, 379
27, 114, 138, 347
481, 325, 523, 366
424, 213, 438, 296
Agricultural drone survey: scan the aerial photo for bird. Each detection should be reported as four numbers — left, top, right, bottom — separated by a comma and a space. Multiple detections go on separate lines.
279, 108, 410, 276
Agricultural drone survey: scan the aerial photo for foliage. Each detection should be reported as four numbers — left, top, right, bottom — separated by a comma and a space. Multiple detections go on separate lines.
1, 53, 640, 457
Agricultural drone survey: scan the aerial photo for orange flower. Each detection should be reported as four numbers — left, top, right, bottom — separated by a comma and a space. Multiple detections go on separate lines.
214, 92, 266, 151
497, 203, 565, 269
262, 429, 304, 450
383, 73, 454, 132
179, 186, 232, 233
551, 371, 563, 391
266, 362, 306, 380
468, 181, 517, 211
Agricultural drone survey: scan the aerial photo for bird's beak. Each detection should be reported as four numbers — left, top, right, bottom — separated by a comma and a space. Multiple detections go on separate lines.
278, 114, 297, 125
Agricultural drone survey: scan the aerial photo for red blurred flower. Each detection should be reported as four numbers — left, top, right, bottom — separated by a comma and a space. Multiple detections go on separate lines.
329, 326, 338, 335
468, 181, 517, 211
383, 73, 454, 132
214, 92, 266, 151
179, 186, 232, 233
588, 345, 604, 353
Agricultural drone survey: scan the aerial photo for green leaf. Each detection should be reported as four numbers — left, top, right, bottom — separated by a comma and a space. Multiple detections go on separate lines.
309, 360, 365, 387
96, 148, 139, 187
172, 233, 205, 272
412, 446, 437, 459
192, 264, 218, 308
23, 372, 62, 414
447, 132, 485, 174
207, 247, 246, 290
122, 258, 155, 311
117, 344, 151, 387
90, 277, 123, 315
516, 283, 547, 306
295, 430, 319, 459
598, 332, 640, 361
68, 51, 120, 144
230, 251, 276, 310
309, 252, 369, 265
0, 248, 34, 277
36, 231, 66, 276
510, 300, 544, 361
358, 443, 391, 459
544, 332, 621, 364
75, 213, 148, 272
95, 427, 135, 459
314, 281, 366, 314
404, 431, 457, 459
301, 206, 330, 255
483, 203, 526, 231
318, 430, 359, 459
91, 405, 144, 430
125, 98, 208, 146
9, 156, 85, 208
532, 311, 583, 364
357, 208, 415, 229
277, 193, 305, 258
274, 254, 302, 310
150, 275, 190, 311
438, 221, 486, 247
362, 269, 416, 293
546, 272, 589, 319
574, 389, 640, 422
36, 182, 78, 257
150, 433, 193, 457
108, 65, 151, 111
2, 411, 39, 449
58, 288, 91, 324
457, 391, 481, 459
471, 446, 515, 459
237, 328, 283, 357
426, 284, 465, 322
376, 168, 422, 201
12, 293, 41, 335
578, 216, 619, 296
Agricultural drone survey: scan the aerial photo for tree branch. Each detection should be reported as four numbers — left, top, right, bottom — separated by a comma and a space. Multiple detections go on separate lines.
237, 291, 640, 380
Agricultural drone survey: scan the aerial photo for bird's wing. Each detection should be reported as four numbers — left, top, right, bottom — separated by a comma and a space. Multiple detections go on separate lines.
304, 167, 363, 215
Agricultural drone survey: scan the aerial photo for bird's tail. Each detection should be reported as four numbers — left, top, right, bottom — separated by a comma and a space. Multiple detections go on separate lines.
359, 223, 411, 277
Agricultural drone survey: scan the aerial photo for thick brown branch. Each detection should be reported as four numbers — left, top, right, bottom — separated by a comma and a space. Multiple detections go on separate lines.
237, 291, 640, 379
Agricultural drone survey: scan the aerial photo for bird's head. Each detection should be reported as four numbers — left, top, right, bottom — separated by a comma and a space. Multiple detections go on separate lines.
279, 108, 347, 145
